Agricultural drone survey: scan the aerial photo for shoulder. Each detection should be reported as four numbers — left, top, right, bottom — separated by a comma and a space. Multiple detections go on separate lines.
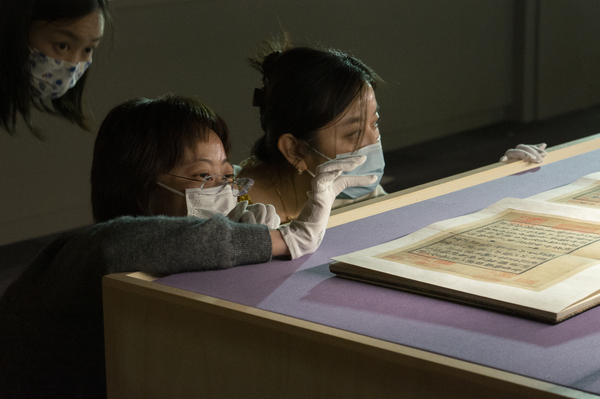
238, 157, 260, 169
236, 157, 265, 179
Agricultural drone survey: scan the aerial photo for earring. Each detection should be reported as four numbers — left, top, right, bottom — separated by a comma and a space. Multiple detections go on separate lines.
293, 158, 304, 175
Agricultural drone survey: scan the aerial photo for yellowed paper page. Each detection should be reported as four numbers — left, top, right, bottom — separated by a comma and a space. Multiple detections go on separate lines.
376, 210, 600, 291
333, 198, 600, 313
528, 171, 600, 209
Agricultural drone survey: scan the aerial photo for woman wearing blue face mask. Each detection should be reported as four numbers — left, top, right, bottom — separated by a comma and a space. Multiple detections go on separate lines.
237, 35, 387, 223
238, 35, 550, 224
0, 0, 109, 136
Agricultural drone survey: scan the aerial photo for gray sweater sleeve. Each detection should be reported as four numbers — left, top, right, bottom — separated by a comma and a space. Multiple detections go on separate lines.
0, 215, 272, 396
57, 214, 273, 275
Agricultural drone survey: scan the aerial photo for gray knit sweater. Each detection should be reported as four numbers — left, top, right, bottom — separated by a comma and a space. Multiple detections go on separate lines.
0, 215, 272, 398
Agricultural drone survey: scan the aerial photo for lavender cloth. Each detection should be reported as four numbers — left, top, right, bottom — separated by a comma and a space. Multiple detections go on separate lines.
157, 149, 600, 394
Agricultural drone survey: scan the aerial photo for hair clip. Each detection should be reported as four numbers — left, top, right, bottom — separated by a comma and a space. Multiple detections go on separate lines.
252, 87, 265, 107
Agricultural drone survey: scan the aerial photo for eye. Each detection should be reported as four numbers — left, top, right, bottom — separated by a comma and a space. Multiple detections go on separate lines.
84, 47, 93, 54
193, 173, 210, 180
56, 42, 68, 51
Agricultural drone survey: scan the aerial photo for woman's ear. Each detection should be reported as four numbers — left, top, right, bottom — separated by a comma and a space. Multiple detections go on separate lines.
278, 134, 308, 172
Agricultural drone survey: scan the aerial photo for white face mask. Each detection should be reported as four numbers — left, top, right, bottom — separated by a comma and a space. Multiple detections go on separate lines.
156, 182, 238, 219
29, 47, 91, 99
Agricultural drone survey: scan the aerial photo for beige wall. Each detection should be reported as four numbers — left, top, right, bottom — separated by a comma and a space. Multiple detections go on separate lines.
1, 0, 598, 245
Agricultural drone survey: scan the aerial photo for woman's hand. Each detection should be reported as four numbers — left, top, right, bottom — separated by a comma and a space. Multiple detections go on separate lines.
227, 201, 281, 229
500, 143, 547, 164
275, 155, 377, 259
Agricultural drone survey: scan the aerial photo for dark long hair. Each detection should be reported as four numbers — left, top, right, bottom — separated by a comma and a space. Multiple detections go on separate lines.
0, 0, 111, 136
249, 34, 382, 167
91, 94, 231, 223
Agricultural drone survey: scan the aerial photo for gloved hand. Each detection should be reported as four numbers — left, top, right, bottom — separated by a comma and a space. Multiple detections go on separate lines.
227, 201, 281, 229
278, 155, 377, 259
500, 143, 547, 164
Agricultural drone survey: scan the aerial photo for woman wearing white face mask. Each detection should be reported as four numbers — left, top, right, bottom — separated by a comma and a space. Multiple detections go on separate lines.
152, 128, 280, 228
0, 94, 375, 397
0, 0, 108, 135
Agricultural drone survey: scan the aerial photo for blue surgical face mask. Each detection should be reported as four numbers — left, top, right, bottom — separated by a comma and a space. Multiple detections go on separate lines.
305, 136, 385, 199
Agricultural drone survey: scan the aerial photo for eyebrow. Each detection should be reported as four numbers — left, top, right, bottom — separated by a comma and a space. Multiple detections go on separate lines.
183, 157, 231, 167
339, 104, 380, 127
54, 28, 103, 43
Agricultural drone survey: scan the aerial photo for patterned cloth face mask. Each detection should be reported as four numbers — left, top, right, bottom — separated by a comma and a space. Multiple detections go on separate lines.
304, 136, 385, 200
29, 47, 91, 99
156, 182, 238, 219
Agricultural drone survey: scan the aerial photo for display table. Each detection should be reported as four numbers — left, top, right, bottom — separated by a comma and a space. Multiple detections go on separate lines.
103, 134, 600, 398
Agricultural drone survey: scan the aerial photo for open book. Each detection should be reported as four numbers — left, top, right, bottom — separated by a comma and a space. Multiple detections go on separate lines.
331, 173, 600, 323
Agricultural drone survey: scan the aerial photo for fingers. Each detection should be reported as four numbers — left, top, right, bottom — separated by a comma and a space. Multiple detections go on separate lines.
515, 144, 547, 161
501, 143, 548, 164
312, 169, 344, 193
245, 203, 281, 228
242, 204, 267, 224
514, 145, 544, 163
265, 204, 281, 229
331, 175, 377, 197
504, 149, 542, 163
226, 201, 249, 221
316, 155, 366, 174
311, 155, 369, 193
239, 210, 257, 224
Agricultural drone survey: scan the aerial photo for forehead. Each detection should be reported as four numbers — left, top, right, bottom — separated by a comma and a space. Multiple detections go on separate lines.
181, 130, 228, 165
344, 85, 376, 116
326, 84, 377, 129
30, 10, 105, 40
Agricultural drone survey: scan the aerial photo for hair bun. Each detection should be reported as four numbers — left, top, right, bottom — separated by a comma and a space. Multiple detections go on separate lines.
261, 50, 282, 84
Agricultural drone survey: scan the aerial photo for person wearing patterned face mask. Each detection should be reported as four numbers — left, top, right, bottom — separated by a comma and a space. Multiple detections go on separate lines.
0, 0, 109, 135
28, 47, 92, 99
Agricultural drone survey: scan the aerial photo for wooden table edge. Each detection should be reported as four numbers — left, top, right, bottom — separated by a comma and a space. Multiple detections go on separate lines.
104, 271, 597, 398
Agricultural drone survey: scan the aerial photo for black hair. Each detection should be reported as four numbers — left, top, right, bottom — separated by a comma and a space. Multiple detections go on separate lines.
0, 0, 111, 136
249, 34, 382, 168
91, 94, 231, 223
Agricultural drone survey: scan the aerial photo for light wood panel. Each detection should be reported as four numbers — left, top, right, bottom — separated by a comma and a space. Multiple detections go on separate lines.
104, 273, 592, 398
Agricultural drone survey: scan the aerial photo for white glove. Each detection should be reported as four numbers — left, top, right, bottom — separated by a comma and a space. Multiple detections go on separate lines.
227, 201, 281, 229
500, 143, 547, 164
278, 155, 377, 259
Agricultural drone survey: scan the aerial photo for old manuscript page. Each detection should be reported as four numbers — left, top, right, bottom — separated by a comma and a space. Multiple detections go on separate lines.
333, 198, 600, 313
528, 171, 600, 209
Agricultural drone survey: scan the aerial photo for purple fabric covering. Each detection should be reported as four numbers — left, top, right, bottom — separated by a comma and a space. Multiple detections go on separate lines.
157, 150, 600, 394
